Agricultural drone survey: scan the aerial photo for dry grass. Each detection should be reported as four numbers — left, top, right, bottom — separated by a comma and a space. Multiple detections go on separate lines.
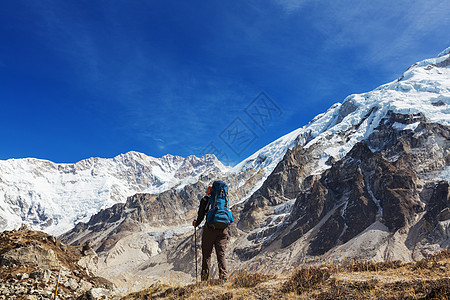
232, 271, 275, 288
281, 266, 331, 294
124, 249, 450, 299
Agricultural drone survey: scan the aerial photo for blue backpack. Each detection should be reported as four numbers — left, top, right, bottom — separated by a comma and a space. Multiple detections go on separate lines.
206, 181, 234, 229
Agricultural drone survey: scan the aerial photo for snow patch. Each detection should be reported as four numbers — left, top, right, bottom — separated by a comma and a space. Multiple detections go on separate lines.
435, 166, 450, 182
392, 121, 420, 131
438, 46, 450, 58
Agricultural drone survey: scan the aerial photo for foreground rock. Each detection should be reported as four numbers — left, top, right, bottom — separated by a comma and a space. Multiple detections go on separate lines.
0, 226, 115, 299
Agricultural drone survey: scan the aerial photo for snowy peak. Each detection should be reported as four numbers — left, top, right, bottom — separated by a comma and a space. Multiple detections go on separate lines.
234, 49, 450, 264
311, 47, 450, 131
0, 151, 226, 235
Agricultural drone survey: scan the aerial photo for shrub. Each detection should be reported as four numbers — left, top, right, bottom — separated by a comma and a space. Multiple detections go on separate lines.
281, 266, 331, 294
232, 272, 274, 288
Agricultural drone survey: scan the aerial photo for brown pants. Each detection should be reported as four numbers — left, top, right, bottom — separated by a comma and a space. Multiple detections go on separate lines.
201, 226, 228, 280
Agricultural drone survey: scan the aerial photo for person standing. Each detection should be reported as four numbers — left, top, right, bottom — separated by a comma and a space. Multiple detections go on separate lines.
192, 181, 233, 281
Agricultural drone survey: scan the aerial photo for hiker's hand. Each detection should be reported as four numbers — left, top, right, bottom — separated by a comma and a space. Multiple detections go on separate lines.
192, 220, 197, 227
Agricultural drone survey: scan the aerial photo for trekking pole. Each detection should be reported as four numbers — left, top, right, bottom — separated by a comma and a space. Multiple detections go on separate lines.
194, 226, 198, 284
54, 268, 61, 300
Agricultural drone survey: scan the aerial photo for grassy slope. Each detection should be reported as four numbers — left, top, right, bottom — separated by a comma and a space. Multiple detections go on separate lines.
124, 250, 450, 300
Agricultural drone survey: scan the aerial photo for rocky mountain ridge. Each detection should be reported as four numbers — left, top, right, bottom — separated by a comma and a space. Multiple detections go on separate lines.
233, 110, 449, 268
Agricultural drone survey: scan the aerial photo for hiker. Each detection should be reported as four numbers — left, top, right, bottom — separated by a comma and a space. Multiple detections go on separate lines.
192, 181, 233, 281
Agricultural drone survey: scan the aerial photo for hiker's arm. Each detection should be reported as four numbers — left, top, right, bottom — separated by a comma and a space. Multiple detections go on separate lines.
194, 196, 209, 226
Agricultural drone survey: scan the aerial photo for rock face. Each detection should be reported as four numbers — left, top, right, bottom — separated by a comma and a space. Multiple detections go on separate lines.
1, 244, 60, 269
233, 109, 449, 265
61, 180, 207, 252
238, 145, 310, 231
283, 142, 420, 255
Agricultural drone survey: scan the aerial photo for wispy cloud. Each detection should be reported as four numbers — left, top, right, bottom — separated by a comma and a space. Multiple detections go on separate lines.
273, 0, 310, 13
318, 1, 450, 64
18, 2, 255, 157
273, 0, 450, 74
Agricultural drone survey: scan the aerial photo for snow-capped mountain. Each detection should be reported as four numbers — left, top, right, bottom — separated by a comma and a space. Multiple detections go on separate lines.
0, 151, 228, 235
59, 48, 449, 289
235, 47, 450, 264
7, 46, 448, 240
236, 46, 450, 177
228, 46, 449, 206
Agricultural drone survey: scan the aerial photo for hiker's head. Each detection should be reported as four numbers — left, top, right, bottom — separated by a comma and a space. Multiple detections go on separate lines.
206, 185, 212, 195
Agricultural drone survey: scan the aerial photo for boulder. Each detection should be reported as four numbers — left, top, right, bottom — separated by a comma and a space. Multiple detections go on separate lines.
0, 245, 59, 268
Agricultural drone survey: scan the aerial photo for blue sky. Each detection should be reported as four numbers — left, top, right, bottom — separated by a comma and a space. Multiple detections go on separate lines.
1, 1, 449, 165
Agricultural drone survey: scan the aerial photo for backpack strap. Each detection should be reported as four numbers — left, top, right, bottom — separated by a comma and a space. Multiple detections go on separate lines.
224, 190, 229, 209
213, 191, 218, 208
204, 196, 210, 213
